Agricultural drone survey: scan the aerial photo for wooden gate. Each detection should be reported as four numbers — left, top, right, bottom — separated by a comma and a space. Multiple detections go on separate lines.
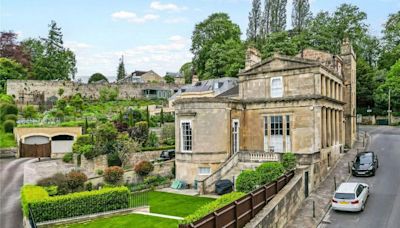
20, 142, 51, 158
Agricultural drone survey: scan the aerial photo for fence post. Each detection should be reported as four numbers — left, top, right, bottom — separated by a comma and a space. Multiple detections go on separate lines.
235, 201, 239, 228
214, 211, 218, 228
251, 193, 255, 218
312, 201, 315, 218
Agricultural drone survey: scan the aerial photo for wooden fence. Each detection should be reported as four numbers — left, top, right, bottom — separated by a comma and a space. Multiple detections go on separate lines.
179, 170, 295, 228
20, 142, 51, 158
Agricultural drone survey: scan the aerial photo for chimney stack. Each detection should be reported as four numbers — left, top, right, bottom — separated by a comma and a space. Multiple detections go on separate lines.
245, 47, 261, 70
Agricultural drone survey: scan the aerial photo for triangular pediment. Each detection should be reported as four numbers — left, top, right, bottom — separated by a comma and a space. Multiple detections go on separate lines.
240, 54, 319, 75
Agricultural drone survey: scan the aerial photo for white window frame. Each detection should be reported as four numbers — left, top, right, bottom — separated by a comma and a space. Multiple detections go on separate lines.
270, 76, 283, 98
232, 119, 240, 153
180, 120, 192, 153
198, 167, 211, 175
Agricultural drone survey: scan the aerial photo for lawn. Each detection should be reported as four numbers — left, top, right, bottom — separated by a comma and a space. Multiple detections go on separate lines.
58, 214, 179, 228
148, 191, 215, 217
0, 128, 16, 148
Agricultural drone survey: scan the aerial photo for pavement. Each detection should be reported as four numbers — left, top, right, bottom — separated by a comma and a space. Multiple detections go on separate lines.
319, 125, 400, 228
0, 158, 35, 228
286, 128, 369, 228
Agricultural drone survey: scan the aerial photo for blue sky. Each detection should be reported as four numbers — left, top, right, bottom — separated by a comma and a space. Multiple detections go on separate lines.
1, 0, 399, 80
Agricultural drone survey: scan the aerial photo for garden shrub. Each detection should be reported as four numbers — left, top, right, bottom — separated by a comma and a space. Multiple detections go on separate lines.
143, 175, 168, 186
236, 170, 260, 193
23, 105, 37, 119
85, 182, 93, 191
181, 192, 245, 225
141, 145, 175, 151
161, 124, 175, 141
0, 103, 18, 120
66, 171, 88, 191
96, 169, 104, 176
256, 162, 285, 185
4, 114, 17, 122
20, 185, 49, 216
72, 135, 92, 153
24, 186, 130, 222
146, 131, 159, 147
3, 119, 15, 133
81, 144, 95, 159
134, 160, 154, 176
43, 186, 58, 196
103, 166, 124, 185
128, 121, 148, 145
282, 152, 296, 170
37, 173, 69, 195
63, 153, 73, 163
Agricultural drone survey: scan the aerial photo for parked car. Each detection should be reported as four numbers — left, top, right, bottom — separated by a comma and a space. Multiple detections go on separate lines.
159, 149, 175, 161
332, 182, 369, 212
352, 151, 379, 176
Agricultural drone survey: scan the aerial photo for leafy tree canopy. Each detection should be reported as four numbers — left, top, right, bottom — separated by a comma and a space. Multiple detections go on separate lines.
0, 57, 28, 93
88, 73, 108, 83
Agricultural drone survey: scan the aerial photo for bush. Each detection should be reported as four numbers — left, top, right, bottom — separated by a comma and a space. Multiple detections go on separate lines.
134, 160, 154, 176
4, 114, 17, 121
161, 124, 175, 142
141, 145, 175, 151
66, 171, 88, 191
22, 186, 130, 222
235, 170, 260, 193
37, 173, 69, 195
103, 166, 124, 185
256, 162, 285, 185
143, 175, 168, 186
181, 192, 245, 225
81, 144, 95, 159
63, 153, 73, 163
128, 121, 149, 146
20, 185, 49, 216
43, 186, 58, 196
96, 169, 104, 176
0, 103, 18, 120
23, 105, 37, 119
86, 182, 93, 191
72, 135, 92, 153
146, 131, 159, 147
3, 120, 15, 133
282, 152, 296, 170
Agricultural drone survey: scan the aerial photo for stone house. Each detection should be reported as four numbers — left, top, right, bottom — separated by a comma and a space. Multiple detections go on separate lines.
173, 40, 357, 193
165, 72, 185, 85
119, 70, 165, 83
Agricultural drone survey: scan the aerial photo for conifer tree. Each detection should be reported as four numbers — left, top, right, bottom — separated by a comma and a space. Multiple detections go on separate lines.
292, 0, 312, 33
247, 0, 263, 42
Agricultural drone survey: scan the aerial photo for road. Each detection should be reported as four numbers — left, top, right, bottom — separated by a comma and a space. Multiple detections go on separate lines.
321, 126, 400, 228
0, 158, 35, 228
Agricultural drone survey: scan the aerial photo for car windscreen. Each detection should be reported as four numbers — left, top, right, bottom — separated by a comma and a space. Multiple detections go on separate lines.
356, 155, 373, 164
334, 193, 355, 199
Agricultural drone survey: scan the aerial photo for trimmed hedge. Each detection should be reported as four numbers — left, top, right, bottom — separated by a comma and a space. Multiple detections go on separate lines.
21, 185, 130, 222
235, 170, 260, 193
141, 145, 175, 151
256, 162, 285, 185
282, 152, 296, 170
181, 192, 245, 225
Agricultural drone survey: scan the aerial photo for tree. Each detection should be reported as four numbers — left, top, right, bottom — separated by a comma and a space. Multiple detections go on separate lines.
160, 108, 164, 125
356, 58, 378, 108
291, 0, 311, 33
179, 62, 193, 84
22, 21, 77, 80
261, 0, 272, 36
374, 59, 400, 112
117, 56, 126, 81
269, 0, 287, 33
261, 31, 299, 58
247, 0, 263, 42
191, 13, 242, 79
164, 75, 175, 84
203, 39, 245, 78
88, 72, 108, 83
0, 31, 31, 68
0, 58, 28, 93
23, 105, 38, 119
308, 11, 339, 54
379, 12, 400, 70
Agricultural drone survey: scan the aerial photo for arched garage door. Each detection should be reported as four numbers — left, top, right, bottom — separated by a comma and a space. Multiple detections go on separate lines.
20, 135, 51, 158
51, 135, 74, 154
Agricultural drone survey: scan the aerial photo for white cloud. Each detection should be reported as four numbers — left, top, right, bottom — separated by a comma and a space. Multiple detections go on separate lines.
111, 11, 159, 24
150, 1, 187, 12
74, 36, 192, 79
65, 41, 92, 52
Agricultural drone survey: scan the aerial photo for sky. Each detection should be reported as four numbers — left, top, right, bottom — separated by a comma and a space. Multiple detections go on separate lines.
1, 0, 399, 81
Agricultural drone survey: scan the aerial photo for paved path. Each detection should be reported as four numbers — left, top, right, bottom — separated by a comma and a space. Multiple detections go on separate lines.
286, 128, 368, 228
0, 158, 35, 228
319, 126, 400, 228
133, 211, 184, 220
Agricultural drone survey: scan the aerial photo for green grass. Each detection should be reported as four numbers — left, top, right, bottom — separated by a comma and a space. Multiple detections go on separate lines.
148, 191, 215, 217
0, 128, 16, 148
57, 214, 179, 228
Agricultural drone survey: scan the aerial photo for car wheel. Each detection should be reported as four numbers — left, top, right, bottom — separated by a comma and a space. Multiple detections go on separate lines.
361, 203, 365, 212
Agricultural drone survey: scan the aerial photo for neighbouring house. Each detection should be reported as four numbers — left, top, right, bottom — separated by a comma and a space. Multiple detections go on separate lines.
119, 70, 165, 83
168, 77, 239, 107
143, 87, 173, 99
173, 39, 357, 194
14, 127, 82, 159
166, 72, 185, 85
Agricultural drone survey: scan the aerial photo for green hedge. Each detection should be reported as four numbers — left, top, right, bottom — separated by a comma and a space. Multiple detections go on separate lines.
21, 185, 130, 222
21, 185, 49, 216
180, 192, 245, 225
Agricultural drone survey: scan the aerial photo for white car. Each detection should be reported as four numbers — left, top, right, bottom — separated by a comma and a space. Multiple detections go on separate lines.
332, 182, 369, 212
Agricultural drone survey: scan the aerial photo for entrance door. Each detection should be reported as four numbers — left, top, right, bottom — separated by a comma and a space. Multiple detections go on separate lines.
232, 119, 239, 153
270, 116, 283, 152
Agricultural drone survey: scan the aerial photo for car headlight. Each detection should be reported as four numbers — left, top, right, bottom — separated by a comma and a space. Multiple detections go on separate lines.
368, 166, 374, 170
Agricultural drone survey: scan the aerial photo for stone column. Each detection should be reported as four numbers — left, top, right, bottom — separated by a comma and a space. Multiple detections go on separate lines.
322, 75, 326, 96
327, 108, 331, 147
327, 78, 331, 98
322, 107, 326, 148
